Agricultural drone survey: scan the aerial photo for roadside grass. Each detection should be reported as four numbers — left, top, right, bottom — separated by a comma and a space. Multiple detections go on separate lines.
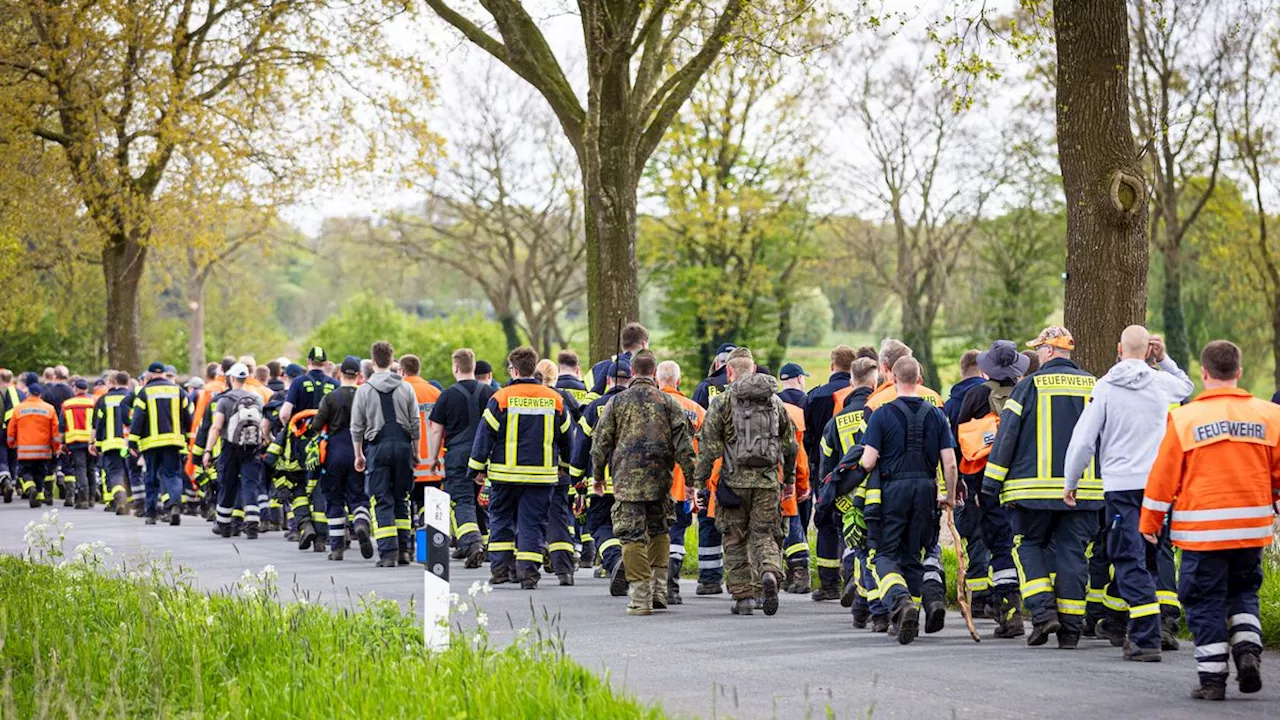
0, 518, 664, 720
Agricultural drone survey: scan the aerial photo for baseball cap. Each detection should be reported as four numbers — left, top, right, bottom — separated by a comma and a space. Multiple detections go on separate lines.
28, 383, 43, 396
977, 340, 1030, 382
340, 356, 361, 376
715, 343, 738, 356
285, 363, 304, 378
187, 377, 205, 390
227, 363, 250, 380
147, 361, 165, 374
307, 346, 327, 363
163, 364, 177, 375
778, 363, 808, 381
475, 360, 494, 376
72, 378, 89, 390
609, 357, 633, 380
1027, 326, 1076, 351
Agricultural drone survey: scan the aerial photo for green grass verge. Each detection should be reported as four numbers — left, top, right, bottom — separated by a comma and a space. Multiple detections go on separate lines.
0, 555, 663, 719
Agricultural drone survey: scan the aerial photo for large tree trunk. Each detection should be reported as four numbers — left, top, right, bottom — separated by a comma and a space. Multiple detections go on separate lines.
102, 235, 146, 373
1054, 0, 1149, 377
769, 295, 793, 373
1160, 242, 1191, 367
498, 313, 521, 352
187, 272, 208, 377
902, 303, 939, 390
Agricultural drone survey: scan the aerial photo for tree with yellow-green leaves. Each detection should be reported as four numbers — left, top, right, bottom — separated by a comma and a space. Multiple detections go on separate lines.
0, 0, 436, 372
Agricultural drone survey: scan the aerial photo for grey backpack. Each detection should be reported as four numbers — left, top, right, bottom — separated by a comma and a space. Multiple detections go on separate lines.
726, 374, 783, 471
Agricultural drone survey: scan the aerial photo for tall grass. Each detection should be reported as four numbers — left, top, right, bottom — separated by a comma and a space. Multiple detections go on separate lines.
0, 524, 664, 719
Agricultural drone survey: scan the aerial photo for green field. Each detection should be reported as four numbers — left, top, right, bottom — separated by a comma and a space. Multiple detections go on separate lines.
0, 555, 664, 719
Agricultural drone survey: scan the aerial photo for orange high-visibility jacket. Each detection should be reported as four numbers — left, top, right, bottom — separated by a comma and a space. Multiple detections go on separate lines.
781, 403, 810, 517
406, 375, 443, 483
866, 382, 944, 411
185, 379, 226, 477
662, 387, 706, 502
1140, 387, 1280, 551
62, 395, 96, 445
8, 396, 60, 460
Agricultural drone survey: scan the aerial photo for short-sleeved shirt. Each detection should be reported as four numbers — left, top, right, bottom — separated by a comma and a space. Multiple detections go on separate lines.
862, 396, 954, 481
285, 369, 338, 412
428, 380, 496, 451
214, 388, 261, 435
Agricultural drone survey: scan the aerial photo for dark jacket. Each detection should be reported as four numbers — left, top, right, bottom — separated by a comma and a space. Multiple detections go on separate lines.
983, 358, 1101, 510
804, 372, 851, 479
819, 386, 873, 479
944, 376, 985, 443
691, 366, 729, 409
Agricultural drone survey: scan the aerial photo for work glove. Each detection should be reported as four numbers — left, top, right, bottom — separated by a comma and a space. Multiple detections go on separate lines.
835, 492, 866, 549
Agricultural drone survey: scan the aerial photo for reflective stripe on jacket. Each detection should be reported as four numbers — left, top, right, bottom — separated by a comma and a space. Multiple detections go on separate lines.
1140, 387, 1280, 551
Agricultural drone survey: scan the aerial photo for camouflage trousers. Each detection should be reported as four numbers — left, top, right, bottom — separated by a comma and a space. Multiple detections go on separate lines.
613, 497, 675, 584
715, 486, 784, 601
611, 496, 675, 544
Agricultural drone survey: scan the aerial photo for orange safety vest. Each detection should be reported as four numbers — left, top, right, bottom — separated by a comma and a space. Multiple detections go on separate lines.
62, 395, 97, 445
662, 387, 705, 502
8, 397, 60, 460
405, 375, 443, 483
957, 412, 1000, 475
781, 404, 810, 517
866, 382, 943, 411
1141, 387, 1280, 551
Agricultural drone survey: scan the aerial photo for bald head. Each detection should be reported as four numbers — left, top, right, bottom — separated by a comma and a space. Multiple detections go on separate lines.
1119, 325, 1150, 360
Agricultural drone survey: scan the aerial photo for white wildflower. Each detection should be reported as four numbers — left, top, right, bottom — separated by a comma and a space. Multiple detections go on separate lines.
455, 602, 470, 615
468, 581, 482, 598
449, 592, 462, 607
475, 610, 488, 629
480, 582, 492, 595
206, 615, 215, 627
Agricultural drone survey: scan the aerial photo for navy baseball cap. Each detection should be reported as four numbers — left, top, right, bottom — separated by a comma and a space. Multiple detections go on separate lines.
163, 364, 177, 375
779, 363, 808, 381
340, 356, 361, 376
715, 343, 738, 355
27, 383, 43, 396
73, 378, 89, 390
147, 361, 165, 374
609, 357, 633, 380
285, 363, 305, 378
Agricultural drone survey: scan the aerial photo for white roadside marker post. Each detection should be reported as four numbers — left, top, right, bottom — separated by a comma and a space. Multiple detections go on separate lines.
418, 486, 451, 651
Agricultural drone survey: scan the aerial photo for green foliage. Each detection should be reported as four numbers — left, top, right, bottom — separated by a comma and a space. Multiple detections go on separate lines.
305, 292, 508, 383
789, 288, 833, 348
0, 555, 663, 719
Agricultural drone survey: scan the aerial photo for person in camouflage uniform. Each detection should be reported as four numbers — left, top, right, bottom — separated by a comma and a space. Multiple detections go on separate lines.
693, 348, 799, 617
592, 350, 697, 616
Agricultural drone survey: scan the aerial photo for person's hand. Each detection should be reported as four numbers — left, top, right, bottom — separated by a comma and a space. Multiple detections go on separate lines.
592, 479, 604, 495
427, 458, 442, 474
684, 486, 698, 510
1063, 488, 1077, 507
354, 454, 366, 473
1148, 336, 1167, 363
202, 451, 211, 469
1142, 532, 1158, 544
937, 494, 955, 510
780, 484, 795, 501
88, 445, 97, 458
473, 471, 487, 486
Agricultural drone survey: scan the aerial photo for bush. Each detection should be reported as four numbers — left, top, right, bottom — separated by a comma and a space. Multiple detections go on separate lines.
0, 547, 663, 718
789, 288, 833, 348
306, 292, 507, 383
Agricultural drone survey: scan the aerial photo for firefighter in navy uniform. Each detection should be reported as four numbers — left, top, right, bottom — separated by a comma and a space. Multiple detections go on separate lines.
0, 369, 25, 500
554, 350, 595, 568
279, 347, 339, 551
817, 358, 882, 625
130, 362, 194, 525
804, 346, 856, 599
469, 347, 572, 589
570, 358, 631, 592
983, 326, 1102, 649
585, 323, 649, 396
92, 371, 133, 515
61, 380, 97, 508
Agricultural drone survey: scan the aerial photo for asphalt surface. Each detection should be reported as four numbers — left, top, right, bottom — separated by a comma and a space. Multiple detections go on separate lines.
3, 502, 1278, 719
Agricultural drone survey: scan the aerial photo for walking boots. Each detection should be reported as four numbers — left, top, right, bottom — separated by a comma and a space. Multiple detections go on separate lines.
667, 557, 684, 605
785, 562, 811, 594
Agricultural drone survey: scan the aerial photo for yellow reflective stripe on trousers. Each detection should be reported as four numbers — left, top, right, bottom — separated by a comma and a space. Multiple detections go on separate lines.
515, 551, 543, 562
784, 542, 808, 557
816, 557, 841, 569
1057, 598, 1086, 616
488, 541, 516, 552
1129, 602, 1160, 619
1021, 578, 1052, 598
548, 542, 575, 553
1157, 590, 1181, 608
456, 522, 480, 537
599, 538, 621, 552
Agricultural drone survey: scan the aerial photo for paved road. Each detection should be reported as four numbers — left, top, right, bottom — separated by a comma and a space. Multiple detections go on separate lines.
2, 503, 1277, 719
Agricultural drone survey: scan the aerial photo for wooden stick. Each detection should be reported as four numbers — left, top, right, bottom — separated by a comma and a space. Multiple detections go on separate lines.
945, 506, 981, 642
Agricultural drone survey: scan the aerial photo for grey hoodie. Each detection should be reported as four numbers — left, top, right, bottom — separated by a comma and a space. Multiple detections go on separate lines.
350, 371, 420, 445
1064, 357, 1194, 493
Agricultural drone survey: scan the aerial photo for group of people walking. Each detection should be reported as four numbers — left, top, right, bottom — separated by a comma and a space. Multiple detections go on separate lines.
2, 321, 1277, 701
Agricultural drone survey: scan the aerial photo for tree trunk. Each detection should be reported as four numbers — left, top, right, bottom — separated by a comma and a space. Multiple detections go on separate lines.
1054, 0, 1149, 377
187, 272, 208, 377
902, 304, 939, 390
1160, 243, 1190, 367
102, 234, 146, 373
498, 314, 521, 352
770, 293, 793, 372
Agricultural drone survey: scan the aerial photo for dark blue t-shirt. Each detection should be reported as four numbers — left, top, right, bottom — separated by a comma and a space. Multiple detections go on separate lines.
285, 369, 338, 411
862, 396, 954, 481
